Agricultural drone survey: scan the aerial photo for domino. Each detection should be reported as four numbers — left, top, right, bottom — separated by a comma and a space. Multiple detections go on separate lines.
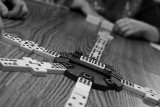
74, 77, 92, 92
150, 43, 160, 51
144, 87, 157, 95
86, 14, 102, 26
94, 45, 104, 51
20, 40, 39, 53
80, 56, 105, 69
89, 52, 100, 60
40, 62, 66, 75
34, 46, 59, 60
144, 91, 159, 104
98, 31, 114, 41
2, 32, 61, 60
97, 38, 107, 44
121, 79, 145, 96
0, 58, 15, 62
100, 20, 114, 32
0, 58, 31, 72
22, 57, 41, 65
20, 43, 35, 53
2, 33, 23, 47
65, 88, 90, 107
111, 77, 124, 91
65, 76, 92, 107
29, 64, 47, 77
22, 40, 38, 46
89, 31, 113, 61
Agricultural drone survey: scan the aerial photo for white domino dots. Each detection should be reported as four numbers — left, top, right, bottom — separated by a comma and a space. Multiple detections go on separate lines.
40, 62, 66, 75
80, 56, 105, 69
2, 32, 59, 60
89, 31, 113, 61
121, 79, 160, 105
65, 77, 92, 107
0, 57, 66, 77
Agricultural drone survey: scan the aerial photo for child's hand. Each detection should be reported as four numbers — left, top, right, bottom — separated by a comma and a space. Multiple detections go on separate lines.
0, 0, 28, 19
114, 18, 148, 37
113, 18, 160, 42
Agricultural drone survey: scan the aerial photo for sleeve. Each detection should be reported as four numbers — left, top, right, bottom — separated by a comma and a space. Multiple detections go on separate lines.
134, 0, 160, 43
54, 0, 74, 7
63, 0, 74, 7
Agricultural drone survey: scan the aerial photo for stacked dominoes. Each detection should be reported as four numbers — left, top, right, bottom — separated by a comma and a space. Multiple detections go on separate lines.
2, 32, 60, 60
89, 31, 114, 61
86, 14, 114, 32
0, 57, 66, 77
121, 79, 160, 105
65, 76, 92, 107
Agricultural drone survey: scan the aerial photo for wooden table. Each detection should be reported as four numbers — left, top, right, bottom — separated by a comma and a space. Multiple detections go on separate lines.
0, 0, 160, 107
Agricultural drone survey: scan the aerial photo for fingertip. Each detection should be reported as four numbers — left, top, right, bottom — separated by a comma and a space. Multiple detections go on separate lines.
8, 6, 22, 19
2, 10, 8, 17
0, 2, 9, 17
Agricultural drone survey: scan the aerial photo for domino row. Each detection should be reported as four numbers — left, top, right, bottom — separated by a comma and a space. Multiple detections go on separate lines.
79, 55, 160, 105
0, 57, 66, 77
121, 79, 160, 105
2, 32, 60, 60
89, 31, 114, 61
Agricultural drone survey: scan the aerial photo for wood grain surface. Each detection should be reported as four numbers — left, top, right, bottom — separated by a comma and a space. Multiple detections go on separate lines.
0, 0, 160, 107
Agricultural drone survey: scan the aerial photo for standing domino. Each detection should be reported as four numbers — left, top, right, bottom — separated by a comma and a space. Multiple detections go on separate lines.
100, 20, 114, 32
86, 14, 102, 26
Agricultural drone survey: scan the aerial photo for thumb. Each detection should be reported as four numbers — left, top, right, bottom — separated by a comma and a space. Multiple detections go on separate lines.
0, 1, 9, 17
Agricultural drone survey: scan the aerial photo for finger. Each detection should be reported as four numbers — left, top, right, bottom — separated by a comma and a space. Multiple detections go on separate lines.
8, 0, 23, 18
116, 18, 131, 28
119, 25, 131, 36
0, 1, 9, 17
21, 1, 28, 18
116, 18, 127, 25
123, 30, 133, 37
16, 1, 28, 19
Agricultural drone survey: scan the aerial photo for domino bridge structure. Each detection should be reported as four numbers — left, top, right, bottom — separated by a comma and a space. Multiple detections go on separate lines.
0, 32, 160, 106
